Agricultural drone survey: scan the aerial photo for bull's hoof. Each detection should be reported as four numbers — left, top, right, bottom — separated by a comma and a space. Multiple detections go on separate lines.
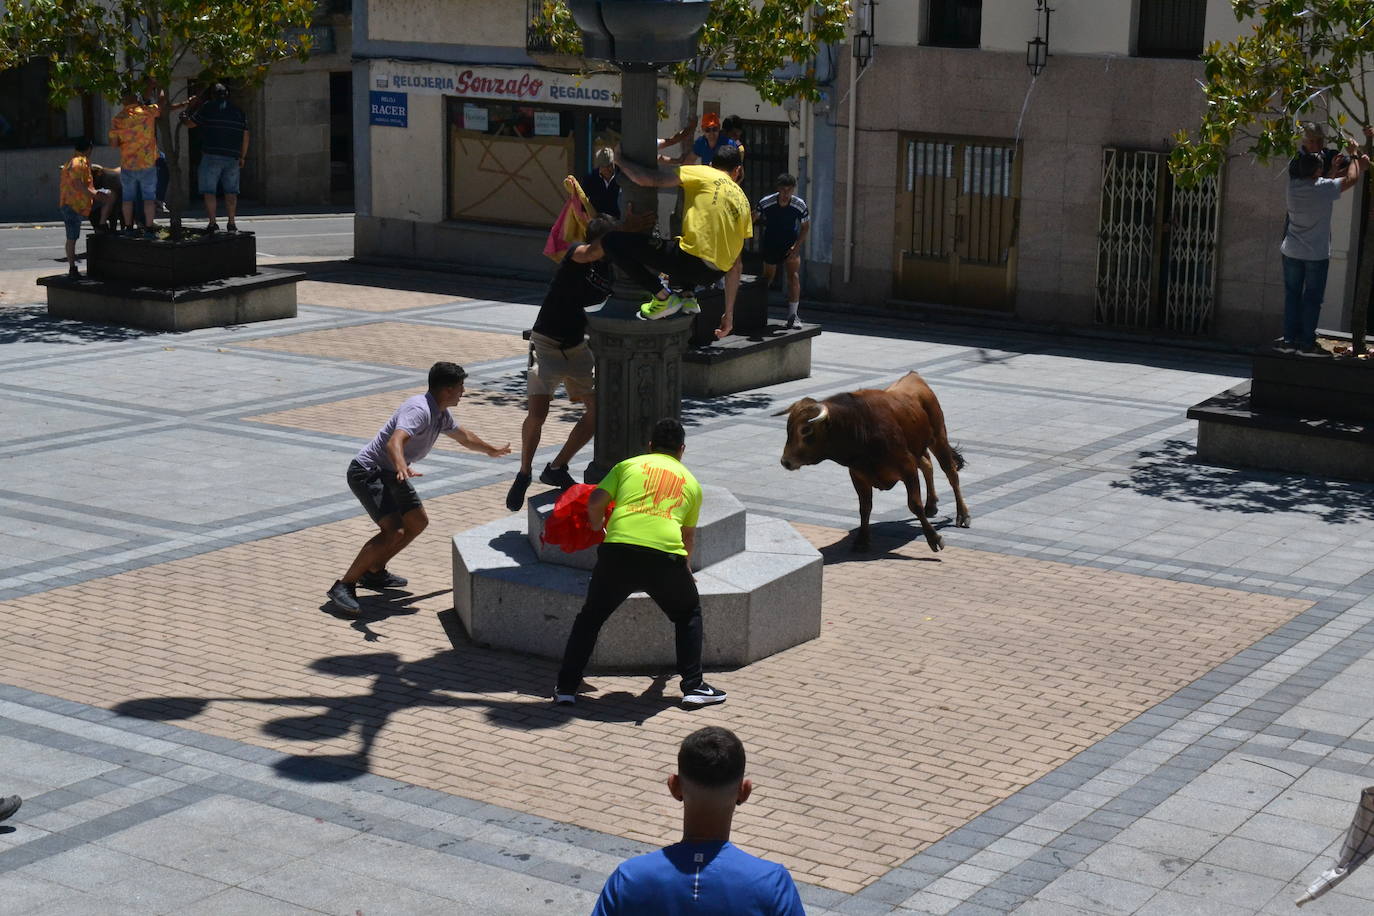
956, 513, 971, 529
928, 534, 944, 552
923, 501, 938, 516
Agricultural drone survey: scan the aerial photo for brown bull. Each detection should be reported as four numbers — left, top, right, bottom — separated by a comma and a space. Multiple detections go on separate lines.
775, 371, 970, 552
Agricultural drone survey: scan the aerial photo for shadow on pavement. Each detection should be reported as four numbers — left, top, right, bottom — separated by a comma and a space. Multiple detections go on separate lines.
1111, 438, 1374, 524
111, 621, 682, 784
0, 303, 164, 346
815, 520, 949, 564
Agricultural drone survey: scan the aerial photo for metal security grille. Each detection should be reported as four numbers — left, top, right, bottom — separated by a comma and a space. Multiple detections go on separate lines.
1137, 0, 1206, 58
1096, 147, 1220, 334
905, 139, 955, 257
959, 143, 1016, 265
739, 121, 790, 252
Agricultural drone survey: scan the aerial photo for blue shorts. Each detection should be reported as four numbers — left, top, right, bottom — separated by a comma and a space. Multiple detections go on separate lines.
198, 154, 241, 196
59, 205, 85, 241
120, 166, 157, 200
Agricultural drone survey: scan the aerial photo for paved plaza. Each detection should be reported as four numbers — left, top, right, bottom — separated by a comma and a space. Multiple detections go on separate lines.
2, 249, 1374, 914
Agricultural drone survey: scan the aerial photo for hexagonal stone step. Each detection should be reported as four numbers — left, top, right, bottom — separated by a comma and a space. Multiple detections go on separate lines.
453, 510, 821, 669
525, 484, 746, 572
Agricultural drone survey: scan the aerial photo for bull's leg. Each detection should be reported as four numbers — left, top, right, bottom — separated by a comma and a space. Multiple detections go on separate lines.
849, 470, 874, 551
931, 437, 971, 528
902, 472, 945, 552
919, 452, 938, 516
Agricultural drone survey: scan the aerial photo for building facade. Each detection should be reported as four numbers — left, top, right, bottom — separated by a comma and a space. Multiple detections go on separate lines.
352, 0, 812, 276
0, 2, 354, 221
822, 0, 1365, 346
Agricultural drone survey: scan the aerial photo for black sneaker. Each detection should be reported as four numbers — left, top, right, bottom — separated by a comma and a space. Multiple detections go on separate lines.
553, 686, 577, 705
327, 579, 360, 615
1297, 344, 1331, 358
507, 471, 532, 511
784, 314, 800, 330
540, 464, 577, 489
358, 569, 407, 590
68, 265, 81, 279
0, 794, 20, 823
681, 682, 727, 707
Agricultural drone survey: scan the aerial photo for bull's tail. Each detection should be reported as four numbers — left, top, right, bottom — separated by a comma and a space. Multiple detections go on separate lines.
949, 443, 967, 471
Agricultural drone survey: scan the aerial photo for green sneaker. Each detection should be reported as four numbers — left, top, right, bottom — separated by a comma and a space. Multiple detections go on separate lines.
678, 295, 701, 315
639, 294, 682, 320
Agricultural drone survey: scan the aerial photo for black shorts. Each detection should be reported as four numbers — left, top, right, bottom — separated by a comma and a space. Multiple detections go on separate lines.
762, 242, 797, 266
347, 459, 423, 523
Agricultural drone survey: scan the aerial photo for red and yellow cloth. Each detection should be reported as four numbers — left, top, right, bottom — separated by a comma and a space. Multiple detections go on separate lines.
59, 154, 95, 216
108, 104, 161, 170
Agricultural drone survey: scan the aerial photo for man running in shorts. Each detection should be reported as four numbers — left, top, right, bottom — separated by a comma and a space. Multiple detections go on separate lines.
328, 362, 510, 615
590, 144, 752, 340
506, 215, 616, 511
754, 173, 810, 329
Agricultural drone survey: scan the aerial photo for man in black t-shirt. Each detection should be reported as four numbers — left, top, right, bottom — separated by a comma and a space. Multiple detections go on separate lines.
753, 173, 810, 328
186, 83, 249, 232
506, 215, 616, 511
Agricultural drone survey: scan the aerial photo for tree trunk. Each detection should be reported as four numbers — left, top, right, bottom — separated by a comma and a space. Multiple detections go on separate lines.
155, 104, 185, 235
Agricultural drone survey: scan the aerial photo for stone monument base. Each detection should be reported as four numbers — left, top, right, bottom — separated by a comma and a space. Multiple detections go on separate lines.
39, 269, 301, 332
683, 321, 820, 397
452, 487, 823, 669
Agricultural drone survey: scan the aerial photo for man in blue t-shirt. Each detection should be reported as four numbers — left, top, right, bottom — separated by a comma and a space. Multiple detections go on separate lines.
688, 111, 740, 166
754, 173, 810, 329
591, 727, 805, 916
327, 361, 510, 615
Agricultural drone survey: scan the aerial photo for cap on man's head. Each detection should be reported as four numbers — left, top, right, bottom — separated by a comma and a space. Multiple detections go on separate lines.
700, 111, 721, 130
212, 83, 229, 98
593, 147, 615, 169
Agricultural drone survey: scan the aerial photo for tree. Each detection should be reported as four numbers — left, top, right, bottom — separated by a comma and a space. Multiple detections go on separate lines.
532, 0, 850, 134
1169, 1, 1374, 356
0, 0, 317, 233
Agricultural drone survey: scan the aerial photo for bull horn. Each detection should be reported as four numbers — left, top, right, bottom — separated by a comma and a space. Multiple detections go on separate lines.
808, 404, 829, 424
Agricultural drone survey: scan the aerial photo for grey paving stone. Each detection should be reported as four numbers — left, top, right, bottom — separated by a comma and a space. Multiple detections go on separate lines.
1165, 860, 1287, 911
1034, 868, 1157, 915
178, 886, 322, 915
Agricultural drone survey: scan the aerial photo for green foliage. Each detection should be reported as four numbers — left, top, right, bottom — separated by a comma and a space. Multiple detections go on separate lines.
532, 0, 851, 104
1169, 0, 1373, 185
0, 0, 318, 107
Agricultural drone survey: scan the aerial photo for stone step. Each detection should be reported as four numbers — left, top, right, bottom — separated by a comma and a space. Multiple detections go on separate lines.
525, 484, 746, 572
454, 511, 822, 669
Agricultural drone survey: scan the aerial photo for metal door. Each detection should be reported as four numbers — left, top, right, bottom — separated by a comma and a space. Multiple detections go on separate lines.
895, 135, 1020, 309
1096, 147, 1220, 333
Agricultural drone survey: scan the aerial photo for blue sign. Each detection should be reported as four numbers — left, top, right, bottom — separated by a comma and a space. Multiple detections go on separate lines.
369, 91, 408, 128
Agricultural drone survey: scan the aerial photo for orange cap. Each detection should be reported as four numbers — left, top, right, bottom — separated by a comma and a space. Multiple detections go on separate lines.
700, 112, 721, 129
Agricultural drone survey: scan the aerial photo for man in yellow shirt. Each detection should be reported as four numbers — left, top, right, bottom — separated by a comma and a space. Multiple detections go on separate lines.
554, 417, 726, 708
590, 145, 752, 340
108, 88, 192, 233
58, 138, 111, 277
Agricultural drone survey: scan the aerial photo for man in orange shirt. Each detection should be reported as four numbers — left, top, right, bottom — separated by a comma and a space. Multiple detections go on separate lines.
58, 138, 111, 277
108, 88, 191, 233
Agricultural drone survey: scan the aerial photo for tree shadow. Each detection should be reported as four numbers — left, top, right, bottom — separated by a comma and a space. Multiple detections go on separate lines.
112, 617, 682, 783
0, 303, 165, 346
1109, 438, 1374, 524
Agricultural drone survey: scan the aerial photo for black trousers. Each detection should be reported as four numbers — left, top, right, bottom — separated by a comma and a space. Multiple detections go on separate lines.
600, 231, 723, 296
556, 542, 704, 693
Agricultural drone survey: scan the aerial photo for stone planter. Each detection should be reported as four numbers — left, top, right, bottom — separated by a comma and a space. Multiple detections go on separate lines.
86, 229, 257, 287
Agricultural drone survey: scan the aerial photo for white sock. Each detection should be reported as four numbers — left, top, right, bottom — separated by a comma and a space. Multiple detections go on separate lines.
787, 301, 799, 317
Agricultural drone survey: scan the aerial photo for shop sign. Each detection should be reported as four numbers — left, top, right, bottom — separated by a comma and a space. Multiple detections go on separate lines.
369, 91, 408, 128
533, 111, 561, 136
374, 65, 618, 108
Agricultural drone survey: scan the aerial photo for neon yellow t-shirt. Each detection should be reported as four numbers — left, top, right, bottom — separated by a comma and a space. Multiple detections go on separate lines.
677, 164, 752, 272
599, 452, 702, 556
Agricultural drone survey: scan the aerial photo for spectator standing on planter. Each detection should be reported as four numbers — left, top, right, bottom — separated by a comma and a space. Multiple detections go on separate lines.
186, 83, 249, 232
107, 87, 191, 235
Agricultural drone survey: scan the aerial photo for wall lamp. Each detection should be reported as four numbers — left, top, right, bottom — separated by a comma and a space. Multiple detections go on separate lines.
1027, 0, 1053, 76
853, 0, 877, 69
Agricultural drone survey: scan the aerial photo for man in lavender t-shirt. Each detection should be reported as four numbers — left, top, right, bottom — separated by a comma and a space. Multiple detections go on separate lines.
327, 361, 510, 615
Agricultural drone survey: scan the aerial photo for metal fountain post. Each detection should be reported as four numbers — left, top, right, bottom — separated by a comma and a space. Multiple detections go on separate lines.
568, 0, 713, 482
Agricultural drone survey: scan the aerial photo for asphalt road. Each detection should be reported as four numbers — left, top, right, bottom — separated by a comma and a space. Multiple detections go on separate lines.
0, 214, 355, 272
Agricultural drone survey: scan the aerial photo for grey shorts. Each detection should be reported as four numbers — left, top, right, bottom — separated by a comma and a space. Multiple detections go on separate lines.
528, 332, 594, 401
347, 459, 423, 523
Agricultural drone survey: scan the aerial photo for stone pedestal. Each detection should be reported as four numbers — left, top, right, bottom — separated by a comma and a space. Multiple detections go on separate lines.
453, 486, 823, 669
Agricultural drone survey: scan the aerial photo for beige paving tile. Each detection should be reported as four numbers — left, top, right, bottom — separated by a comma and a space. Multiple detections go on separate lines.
0, 491, 1309, 891
294, 281, 471, 312
234, 322, 527, 370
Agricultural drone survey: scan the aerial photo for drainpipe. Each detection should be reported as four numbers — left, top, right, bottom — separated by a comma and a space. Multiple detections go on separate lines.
843, 43, 858, 285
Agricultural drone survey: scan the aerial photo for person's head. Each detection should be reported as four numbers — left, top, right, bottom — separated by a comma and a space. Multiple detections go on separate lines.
594, 146, 615, 179
1301, 122, 1326, 153
211, 82, 229, 100
775, 171, 796, 202
710, 143, 743, 178
700, 111, 721, 142
427, 361, 467, 402
722, 114, 744, 140
649, 417, 686, 457
1295, 149, 1325, 180
584, 215, 615, 245
72, 137, 92, 155
668, 727, 751, 809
